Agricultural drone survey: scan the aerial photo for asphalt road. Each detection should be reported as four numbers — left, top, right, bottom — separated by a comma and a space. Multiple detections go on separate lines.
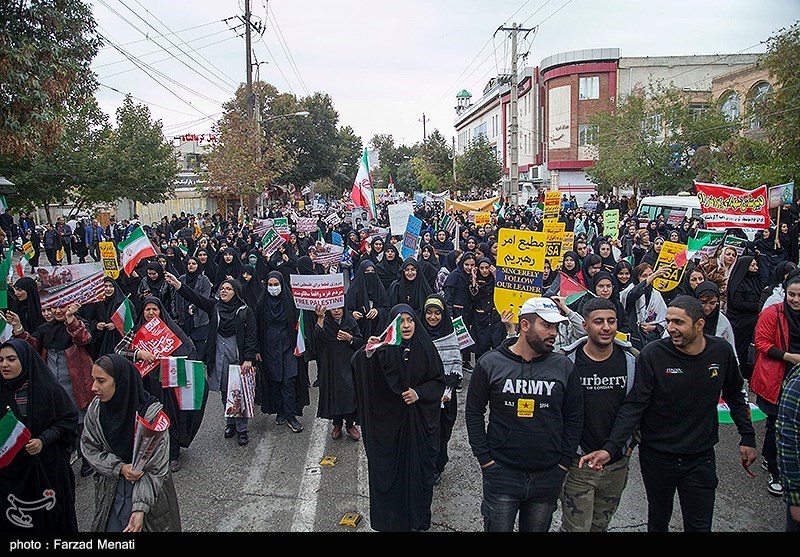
72, 361, 786, 533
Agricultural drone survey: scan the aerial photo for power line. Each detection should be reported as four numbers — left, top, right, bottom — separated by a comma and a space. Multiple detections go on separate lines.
264, 2, 310, 95
98, 19, 227, 50
97, 83, 202, 118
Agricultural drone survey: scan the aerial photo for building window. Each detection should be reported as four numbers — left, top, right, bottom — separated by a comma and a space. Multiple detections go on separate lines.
689, 103, 709, 122
473, 122, 487, 140
720, 91, 740, 122
747, 81, 772, 130
578, 124, 598, 146
642, 114, 664, 144
579, 76, 599, 100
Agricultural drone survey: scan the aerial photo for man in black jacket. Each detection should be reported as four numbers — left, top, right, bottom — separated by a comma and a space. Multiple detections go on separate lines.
580, 295, 757, 532
465, 296, 583, 532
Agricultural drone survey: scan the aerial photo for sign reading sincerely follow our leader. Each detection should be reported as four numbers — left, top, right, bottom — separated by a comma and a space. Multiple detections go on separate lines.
289, 273, 345, 310
652, 240, 687, 292
694, 182, 769, 229
494, 228, 546, 322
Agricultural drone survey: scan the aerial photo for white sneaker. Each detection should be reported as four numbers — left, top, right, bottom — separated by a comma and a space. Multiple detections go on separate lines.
767, 474, 784, 497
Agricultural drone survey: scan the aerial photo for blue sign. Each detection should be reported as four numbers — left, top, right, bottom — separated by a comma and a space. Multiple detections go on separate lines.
402, 215, 423, 259
331, 231, 342, 246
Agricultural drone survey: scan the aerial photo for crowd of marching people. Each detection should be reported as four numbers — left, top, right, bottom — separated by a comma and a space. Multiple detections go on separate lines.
1, 186, 799, 533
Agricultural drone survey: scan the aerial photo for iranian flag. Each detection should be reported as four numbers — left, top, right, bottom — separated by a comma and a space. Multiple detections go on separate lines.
118, 226, 157, 275
559, 271, 590, 304
365, 313, 403, 357
160, 357, 189, 387
14, 251, 31, 278
673, 234, 713, 269
0, 409, 31, 468
110, 297, 134, 336
174, 361, 206, 410
294, 310, 306, 356
0, 315, 14, 343
350, 148, 376, 221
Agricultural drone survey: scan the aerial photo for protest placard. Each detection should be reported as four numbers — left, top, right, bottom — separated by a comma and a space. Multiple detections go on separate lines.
225, 365, 256, 418
694, 182, 769, 229
494, 228, 546, 322
543, 219, 565, 234
545, 231, 564, 270
387, 202, 415, 235
260, 227, 286, 256
273, 217, 290, 239
693, 229, 726, 258
295, 217, 318, 233
474, 212, 491, 227
324, 212, 342, 227
452, 316, 475, 349
131, 316, 183, 376
35, 262, 107, 309
290, 273, 345, 310
544, 191, 561, 219
310, 242, 344, 266
131, 410, 170, 472
723, 235, 748, 256
602, 209, 620, 239
98, 242, 119, 279
402, 215, 423, 259
652, 240, 687, 292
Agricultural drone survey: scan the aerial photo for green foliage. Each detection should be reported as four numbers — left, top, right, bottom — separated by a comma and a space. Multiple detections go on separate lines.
395, 160, 418, 193
416, 130, 453, 190
759, 22, 800, 163
277, 93, 340, 186
331, 125, 362, 194
0, 0, 101, 158
369, 133, 418, 188
455, 135, 502, 191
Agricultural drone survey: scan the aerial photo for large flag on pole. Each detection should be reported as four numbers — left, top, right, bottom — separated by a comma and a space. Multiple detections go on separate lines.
118, 226, 157, 275
350, 148, 376, 221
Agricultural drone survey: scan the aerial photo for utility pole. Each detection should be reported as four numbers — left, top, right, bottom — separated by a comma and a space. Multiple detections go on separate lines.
420, 113, 429, 141
496, 22, 534, 206
452, 136, 457, 188
244, 0, 253, 120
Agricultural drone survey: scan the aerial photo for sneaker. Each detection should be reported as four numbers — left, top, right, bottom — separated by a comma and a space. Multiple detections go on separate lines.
761, 458, 769, 472
455, 379, 463, 393
275, 416, 287, 426
169, 459, 181, 473
331, 425, 342, 439
462, 360, 473, 371
345, 424, 361, 441
287, 417, 304, 433
767, 474, 783, 496
224, 424, 236, 439
237, 432, 249, 446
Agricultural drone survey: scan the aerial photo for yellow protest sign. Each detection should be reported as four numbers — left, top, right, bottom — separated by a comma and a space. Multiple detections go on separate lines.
652, 240, 686, 292
544, 191, 561, 219
560, 232, 575, 257
542, 218, 565, 234
474, 212, 491, 227
494, 229, 546, 322
99, 241, 120, 279
545, 231, 564, 270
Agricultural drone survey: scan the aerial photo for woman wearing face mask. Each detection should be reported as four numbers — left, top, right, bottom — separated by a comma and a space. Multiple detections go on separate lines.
352, 304, 446, 532
255, 271, 307, 434
165, 273, 256, 447
726, 255, 764, 381
388, 258, 433, 315
376, 244, 403, 292
0, 339, 79, 532
81, 354, 181, 532
751, 276, 800, 498
176, 256, 211, 357
245, 247, 269, 283
164, 246, 186, 277
6, 301, 94, 477
114, 297, 202, 473
345, 260, 390, 340
313, 304, 363, 441
421, 295, 461, 486
443, 251, 477, 371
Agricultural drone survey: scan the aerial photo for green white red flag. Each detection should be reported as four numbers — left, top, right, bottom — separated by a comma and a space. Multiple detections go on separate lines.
294, 310, 306, 356
174, 361, 206, 410
673, 234, 712, 269
0, 408, 31, 468
111, 296, 134, 336
350, 148, 376, 221
0, 316, 14, 343
365, 313, 403, 357
118, 226, 157, 275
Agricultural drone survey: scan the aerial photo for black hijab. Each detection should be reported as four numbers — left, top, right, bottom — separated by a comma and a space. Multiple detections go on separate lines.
240, 265, 263, 310
182, 256, 202, 291
144, 261, 166, 293
196, 248, 218, 286
216, 279, 248, 337
727, 255, 762, 306
134, 296, 195, 357
476, 242, 495, 266
164, 246, 186, 276
345, 259, 389, 315
389, 258, 433, 313
614, 259, 634, 291
216, 247, 243, 284
784, 277, 800, 354
422, 295, 454, 340
562, 251, 582, 279
297, 255, 318, 276
581, 254, 602, 287
12, 277, 44, 332
694, 281, 721, 336
97, 354, 159, 462
376, 244, 403, 291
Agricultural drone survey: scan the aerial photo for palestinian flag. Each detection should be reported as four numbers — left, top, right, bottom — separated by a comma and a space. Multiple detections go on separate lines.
0, 245, 13, 309
0, 316, 14, 343
673, 234, 712, 269
160, 357, 189, 387
294, 310, 306, 356
0, 409, 31, 468
559, 271, 589, 304
111, 297, 134, 336
118, 226, 157, 275
717, 393, 767, 424
178, 244, 188, 257
174, 361, 206, 410
365, 313, 403, 357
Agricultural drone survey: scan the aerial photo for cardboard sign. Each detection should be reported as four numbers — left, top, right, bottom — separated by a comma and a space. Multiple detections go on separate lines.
494, 229, 546, 322
260, 227, 286, 256
273, 217, 290, 239
652, 240, 687, 292
225, 365, 255, 418
602, 209, 619, 240
35, 262, 107, 310
694, 229, 727, 259
545, 231, 564, 270
289, 273, 345, 310
474, 212, 491, 227
543, 218, 565, 234
560, 232, 575, 257
544, 191, 561, 219
310, 242, 344, 266
402, 215, 423, 260
98, 241, 120, 279
452, 316, 475, 349
350, 207, 369, 229
131, 316, 183, 377
723, 235, 748, 256
296, 217, 318, 233
325, 212, 342, 227
387, 202, 415, 236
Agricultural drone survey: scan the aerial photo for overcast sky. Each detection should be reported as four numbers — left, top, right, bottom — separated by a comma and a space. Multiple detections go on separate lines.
90, 0, 799, 150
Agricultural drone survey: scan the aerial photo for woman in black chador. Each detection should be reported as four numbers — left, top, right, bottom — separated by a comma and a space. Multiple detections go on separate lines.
345, 259, 389, 340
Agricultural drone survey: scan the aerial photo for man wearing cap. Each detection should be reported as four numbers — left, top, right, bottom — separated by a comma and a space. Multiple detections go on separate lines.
465, 296, 584, 532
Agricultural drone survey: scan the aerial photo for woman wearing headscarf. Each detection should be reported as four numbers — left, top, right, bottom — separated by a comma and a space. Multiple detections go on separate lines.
351, 304, 446, 531
137, 261, 175, 319
6, 301, 94, 476
295, 255, 321, 388
432, 229, 454, 268
82, 276, 132, 360
268, 243, 298, 285
388, 258, 433, 315
580, 253, 603, 293
751, 227, 787, 287
0, 339, 79, 532
726, 255, 764, 380
164, 246, 186, 277
176, 256, 212, 357
692, 281, 736, 353
215, 247, 243, 293
362, 236, 385, 265
764, 268, 800, 310
760, 261, 797, 310
240, 264, 263, 311
418, 244, 441, 290
751, 275, 800, 498
614, 259, 634, 292
619, 263, 669, 351
544, 250, 583, 298
194, 248, 218, 289
443, 251, 477, 371
255, 271, 307, 434
376, 244, 403, 292
114, 296, 203, 473
164, 273, 256, 447
436, 249, 462, 294
476, 242, 495, 266
345, 260, 390, 340
81, 354, 181, 532
469, 257, 506, 361
245, 247, 270, 283
10, 277, 44, 333
313, 304, 363, 441
639, 236, 664, 270
596, 239, 617, 274
155, 253, 178, 278
421, 295, 461, 486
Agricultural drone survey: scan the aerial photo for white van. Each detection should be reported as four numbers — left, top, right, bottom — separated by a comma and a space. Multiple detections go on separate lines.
636, 193, 758, 241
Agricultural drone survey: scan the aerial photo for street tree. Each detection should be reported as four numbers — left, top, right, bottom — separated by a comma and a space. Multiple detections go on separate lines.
395, 160, 418, 193
415, 130, 453, 191
455, 135, 502, 191
0, 0, 101, 159
331, 125, 363, 194
760, 22, 800, 165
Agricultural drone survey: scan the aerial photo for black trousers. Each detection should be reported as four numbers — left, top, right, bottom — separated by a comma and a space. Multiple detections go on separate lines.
638, 446, 718, 532
436, 390, 457, 473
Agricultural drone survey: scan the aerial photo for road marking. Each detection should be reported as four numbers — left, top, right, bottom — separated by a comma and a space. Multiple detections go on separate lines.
290, 416, 328, 532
